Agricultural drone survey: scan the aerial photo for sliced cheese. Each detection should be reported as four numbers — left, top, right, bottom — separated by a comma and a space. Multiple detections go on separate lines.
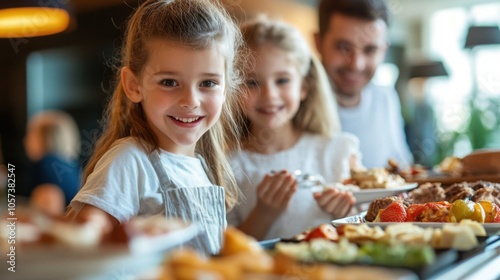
439, 224, 478, 251
459, 219, 487, 236
430, 228, 442, 248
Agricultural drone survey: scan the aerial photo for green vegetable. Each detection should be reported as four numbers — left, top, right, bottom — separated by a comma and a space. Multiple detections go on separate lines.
358, 242, 435, 267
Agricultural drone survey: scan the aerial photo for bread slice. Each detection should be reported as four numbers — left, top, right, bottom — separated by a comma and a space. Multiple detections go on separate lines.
461, 149, 500, 175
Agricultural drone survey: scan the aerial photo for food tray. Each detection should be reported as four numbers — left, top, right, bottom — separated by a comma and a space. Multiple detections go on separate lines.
259, 238, 455, 279
261, 221, 500, 279
331, 211, 500, 236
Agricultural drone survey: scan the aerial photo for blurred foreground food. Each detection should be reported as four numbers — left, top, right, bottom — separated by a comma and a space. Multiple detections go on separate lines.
161, 226, 415, 280
0, 209, 187, 250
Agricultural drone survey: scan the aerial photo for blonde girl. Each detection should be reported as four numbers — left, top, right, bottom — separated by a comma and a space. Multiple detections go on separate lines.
228, 16, 362, 240
67, 0, 246, 254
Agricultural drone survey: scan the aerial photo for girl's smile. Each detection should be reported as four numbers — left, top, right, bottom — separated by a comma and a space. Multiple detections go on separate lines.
169, 115, 205, 127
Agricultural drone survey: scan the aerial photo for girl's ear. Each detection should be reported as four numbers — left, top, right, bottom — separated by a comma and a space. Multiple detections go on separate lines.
121, 67, 142, 103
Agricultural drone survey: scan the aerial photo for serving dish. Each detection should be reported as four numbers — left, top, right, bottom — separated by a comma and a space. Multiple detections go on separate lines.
332, 211, 500, 236
403, 173, 500, 186
294, 170, 418, 203
329, 213, 500, 278
350, 183, 418, 204
260, 235, 457, 280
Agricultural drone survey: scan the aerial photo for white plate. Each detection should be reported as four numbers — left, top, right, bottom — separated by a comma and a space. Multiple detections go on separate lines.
332, 211, 500, 235
0, 218, 200, 280
350, 182, 418, 204
365, 222, 500, 236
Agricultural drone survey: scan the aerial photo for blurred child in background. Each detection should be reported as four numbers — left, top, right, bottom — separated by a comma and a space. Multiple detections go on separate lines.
227, 16, 363, 240
24, 110, 81, 214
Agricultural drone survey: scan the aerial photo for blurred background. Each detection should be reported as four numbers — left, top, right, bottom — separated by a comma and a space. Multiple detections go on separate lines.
1, 0, 499, 196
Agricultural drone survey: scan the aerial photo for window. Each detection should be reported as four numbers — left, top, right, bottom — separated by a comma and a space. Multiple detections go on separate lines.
427, 3, 500, 158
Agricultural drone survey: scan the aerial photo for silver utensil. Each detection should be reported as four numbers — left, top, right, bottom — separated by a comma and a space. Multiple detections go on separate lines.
293, 170, 326, 193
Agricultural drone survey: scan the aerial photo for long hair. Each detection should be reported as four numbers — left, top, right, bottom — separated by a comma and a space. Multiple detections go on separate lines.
84, 0, 246, 209
239, 16, 341, 140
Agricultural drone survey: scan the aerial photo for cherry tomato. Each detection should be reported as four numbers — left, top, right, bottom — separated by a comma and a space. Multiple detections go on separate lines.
304, 224, 338, 241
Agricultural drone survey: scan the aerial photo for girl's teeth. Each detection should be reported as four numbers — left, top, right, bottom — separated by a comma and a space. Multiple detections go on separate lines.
174, 117, 199, 123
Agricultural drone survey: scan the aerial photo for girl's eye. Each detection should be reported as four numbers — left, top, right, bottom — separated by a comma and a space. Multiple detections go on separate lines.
160, 79, 177, 87
276, 78, 290, 85
201, 80, 217, 88
246, 79, 258, 88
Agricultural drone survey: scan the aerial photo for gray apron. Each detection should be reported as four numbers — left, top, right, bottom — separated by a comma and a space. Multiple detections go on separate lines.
148, 150, 226, 255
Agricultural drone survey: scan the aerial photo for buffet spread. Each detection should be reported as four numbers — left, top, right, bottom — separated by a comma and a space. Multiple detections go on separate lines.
2, 155, 500, 280
155, 171, 500, 280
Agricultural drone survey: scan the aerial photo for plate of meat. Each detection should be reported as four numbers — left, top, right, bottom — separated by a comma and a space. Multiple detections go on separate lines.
331, 181, 500, 236
294, 169, 418, 203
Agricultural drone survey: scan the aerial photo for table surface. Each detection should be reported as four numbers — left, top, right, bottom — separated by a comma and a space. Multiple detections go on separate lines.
403, 173, 500, 186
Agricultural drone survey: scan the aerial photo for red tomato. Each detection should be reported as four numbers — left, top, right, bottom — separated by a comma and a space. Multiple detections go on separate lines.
380, 201, 407, 222
406, 204, 426, 222
304, 224, 338, 241
425, 201, 451, 209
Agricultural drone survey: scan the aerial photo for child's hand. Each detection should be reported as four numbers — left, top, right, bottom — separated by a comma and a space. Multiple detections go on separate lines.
70, 204, 118, 236
255, 170, 297, 217
313, 187, 356, 219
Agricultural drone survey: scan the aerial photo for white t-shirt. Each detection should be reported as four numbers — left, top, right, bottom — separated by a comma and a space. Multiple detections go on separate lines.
69, 137, 214, 223
338, 83, 413, 169
227, 132, 361, 240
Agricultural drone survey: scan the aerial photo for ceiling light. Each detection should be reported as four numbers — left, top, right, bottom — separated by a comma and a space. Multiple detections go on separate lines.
0, 0, 71, 38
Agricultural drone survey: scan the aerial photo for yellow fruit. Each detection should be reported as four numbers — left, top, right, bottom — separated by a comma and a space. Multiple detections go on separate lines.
450, 200, 475, 222
470, 203, 485, 223
478, 200, 497, 223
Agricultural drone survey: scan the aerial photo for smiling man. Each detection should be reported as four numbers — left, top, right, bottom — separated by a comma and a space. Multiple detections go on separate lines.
314, 0, 413, 169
